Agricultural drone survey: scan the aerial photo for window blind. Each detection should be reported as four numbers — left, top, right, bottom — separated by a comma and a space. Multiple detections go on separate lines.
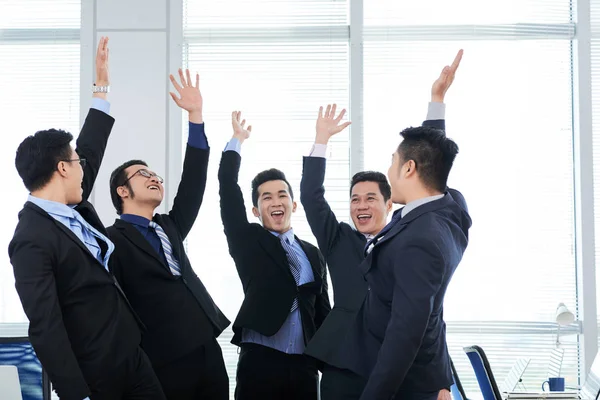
0, 0, 81, 324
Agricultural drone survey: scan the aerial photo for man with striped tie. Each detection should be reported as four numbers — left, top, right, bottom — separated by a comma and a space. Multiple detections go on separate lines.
106, 68, 230, 400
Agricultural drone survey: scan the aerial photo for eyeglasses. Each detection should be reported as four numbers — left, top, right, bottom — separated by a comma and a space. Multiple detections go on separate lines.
61, 158, 87, 169
121, 168, 164, 186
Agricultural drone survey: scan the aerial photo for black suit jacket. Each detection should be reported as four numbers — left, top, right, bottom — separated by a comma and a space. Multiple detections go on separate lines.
339, 189, 471, 400
8, 109, 142, 400
218, 150, 331, 347
107, 145, 230, 368
301, 119, 446, 368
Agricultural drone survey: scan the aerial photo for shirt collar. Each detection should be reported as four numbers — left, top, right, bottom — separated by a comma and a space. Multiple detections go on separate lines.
28, 195, 75, 218
270, 227, 295, 245
401, 194, 445, 218
121, 214, 152, 228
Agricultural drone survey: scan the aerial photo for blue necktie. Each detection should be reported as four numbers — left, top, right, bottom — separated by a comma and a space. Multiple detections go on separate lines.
71, 209, 115, 270
148, 221, 181, 276
365, 210, 403, 254
279, 236, 301, 312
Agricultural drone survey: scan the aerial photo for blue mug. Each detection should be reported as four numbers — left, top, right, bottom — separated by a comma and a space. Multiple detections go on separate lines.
542, 377, 565, 392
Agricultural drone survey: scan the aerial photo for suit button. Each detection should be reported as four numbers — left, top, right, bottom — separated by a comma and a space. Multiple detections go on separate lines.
368, 286, 371, 291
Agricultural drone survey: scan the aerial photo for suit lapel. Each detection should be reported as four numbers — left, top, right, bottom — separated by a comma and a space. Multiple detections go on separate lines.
113, 219, 168, 268
257, 230, 296, 280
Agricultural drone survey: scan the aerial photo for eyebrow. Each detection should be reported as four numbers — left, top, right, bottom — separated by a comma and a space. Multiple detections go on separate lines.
262, 190, 288, 196
352, 192, 379, 197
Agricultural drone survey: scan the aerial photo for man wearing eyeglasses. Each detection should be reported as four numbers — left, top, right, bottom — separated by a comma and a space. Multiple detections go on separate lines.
9, 38, 166, 400
106, 69, 230, 400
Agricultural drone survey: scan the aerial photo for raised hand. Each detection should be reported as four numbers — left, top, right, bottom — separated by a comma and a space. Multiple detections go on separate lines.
315, 104, 351, 145
95, 36, 109, 86
431, 49, 463, 103
170, 68, 203, 123
231, 111, 252, 144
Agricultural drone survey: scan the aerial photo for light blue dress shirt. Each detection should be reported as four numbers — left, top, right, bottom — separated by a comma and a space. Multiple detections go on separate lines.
224, 142, 315, 354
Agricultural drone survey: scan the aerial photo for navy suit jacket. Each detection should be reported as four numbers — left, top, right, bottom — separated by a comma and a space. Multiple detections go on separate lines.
339, 189, 471, 399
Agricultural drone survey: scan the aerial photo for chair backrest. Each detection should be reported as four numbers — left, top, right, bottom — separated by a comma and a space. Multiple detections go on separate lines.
464, 345, 503, 400
450, 358, 469, 400
0, 365, 24, 400
0, 337, 51, 400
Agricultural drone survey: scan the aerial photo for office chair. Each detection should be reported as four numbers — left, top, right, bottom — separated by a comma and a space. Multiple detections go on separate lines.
464, 345, 502, 400
450, 358, 469, 400
0, 337, 51, 400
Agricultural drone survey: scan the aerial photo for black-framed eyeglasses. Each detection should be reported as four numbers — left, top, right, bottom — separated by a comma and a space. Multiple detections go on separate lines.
61, 158, 87, 169
121, 169, 164, 186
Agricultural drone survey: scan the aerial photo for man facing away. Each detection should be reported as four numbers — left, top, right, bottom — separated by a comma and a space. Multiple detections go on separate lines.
106, 69, 230, 400
301, 50, 462, 400
338, 55, 471, 400
8, 37, 166, 400
218, 111, 331, 400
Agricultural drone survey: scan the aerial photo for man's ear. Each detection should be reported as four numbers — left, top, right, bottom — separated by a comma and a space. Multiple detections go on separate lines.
404, 160, 417, 177
56, 161, 68, 178
385, 199, 393, 213
117, 186, 130, 199
252, 206, 260, 218
291, 201, 297, 213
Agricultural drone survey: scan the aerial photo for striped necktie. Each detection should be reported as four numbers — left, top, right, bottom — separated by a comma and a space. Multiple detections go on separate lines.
148, 221, 181, 276
279, 235, 301, 312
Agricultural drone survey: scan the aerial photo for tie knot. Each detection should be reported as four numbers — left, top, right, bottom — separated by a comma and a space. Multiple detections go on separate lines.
148, 221, 158, 229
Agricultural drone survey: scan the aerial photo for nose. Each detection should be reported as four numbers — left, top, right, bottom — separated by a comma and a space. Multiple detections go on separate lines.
357, 201, 369, 210
149, 175, 160, 184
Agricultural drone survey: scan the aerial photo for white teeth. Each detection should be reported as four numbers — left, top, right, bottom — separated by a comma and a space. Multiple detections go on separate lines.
271, 211, 284, 216
357, 215, 371, 219
148, 185, 159, 190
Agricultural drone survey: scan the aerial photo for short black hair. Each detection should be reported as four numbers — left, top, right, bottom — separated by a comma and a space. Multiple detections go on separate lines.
109, 159, 148, 215
251, 168, 294, 207
350, 171, 391, 202
397, 126, 459, 192
15, 129, 74, 192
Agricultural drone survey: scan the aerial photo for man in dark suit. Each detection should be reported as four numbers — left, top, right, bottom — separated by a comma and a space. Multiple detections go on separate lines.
218, 111, 331, 400
339, 54, 471, 400
106, 69, 230, 400
301, 51, 462, 400
8, 37, 166, 400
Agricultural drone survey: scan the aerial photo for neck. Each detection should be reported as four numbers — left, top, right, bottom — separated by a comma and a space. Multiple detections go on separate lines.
30, 184, 68, 204
122, 203, 155, 220
401, 186, 443, 205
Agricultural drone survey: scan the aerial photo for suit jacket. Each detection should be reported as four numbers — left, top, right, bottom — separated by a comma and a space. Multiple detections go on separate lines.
301, 119, 446, 368
218, 150, 331, 347
107, 145, 230, 368
8, 109, 143, 400
339, 190, 471, 400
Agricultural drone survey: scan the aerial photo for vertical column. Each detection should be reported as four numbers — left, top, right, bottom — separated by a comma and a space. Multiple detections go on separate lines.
80, 0, 183, 225
349, 0, 364, 176
573, 0, 598, 379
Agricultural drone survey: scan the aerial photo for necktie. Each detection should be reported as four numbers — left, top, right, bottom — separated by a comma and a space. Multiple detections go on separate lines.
279, 235, 301, 312
148, 221, 181, 276
71, 209, 114, 270
365, 211, 403, 254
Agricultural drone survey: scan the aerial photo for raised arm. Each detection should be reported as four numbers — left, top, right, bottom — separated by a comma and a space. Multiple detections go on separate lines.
218, 112, 253, 248
167, 69, 210, 239
9, 238, 90, 400
77, 37, 114, 202
424, 49, 463, 132
300, 104, 351, 258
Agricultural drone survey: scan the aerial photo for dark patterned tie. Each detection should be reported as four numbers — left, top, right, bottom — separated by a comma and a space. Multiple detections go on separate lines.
279, 235, 301, 312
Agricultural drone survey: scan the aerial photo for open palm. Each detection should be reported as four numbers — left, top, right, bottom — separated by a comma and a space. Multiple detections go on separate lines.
316, 104, 351, 143
232, 111, 252, 141
170, 68, 202, 113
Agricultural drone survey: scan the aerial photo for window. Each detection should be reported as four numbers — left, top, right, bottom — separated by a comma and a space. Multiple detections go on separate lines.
0, 0, 81, 323
183, 0, 349, 395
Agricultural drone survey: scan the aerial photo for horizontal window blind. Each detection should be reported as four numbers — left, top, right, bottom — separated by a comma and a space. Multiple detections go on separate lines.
0, 0, 80, 324
183, 1, 349, 396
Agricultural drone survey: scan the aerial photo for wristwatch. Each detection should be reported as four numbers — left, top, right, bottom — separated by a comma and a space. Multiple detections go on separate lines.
92, 84, 110, 93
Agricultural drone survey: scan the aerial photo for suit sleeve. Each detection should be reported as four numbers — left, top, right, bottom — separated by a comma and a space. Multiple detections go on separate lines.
167, 145, 210, 239
75, 108, 115, 203
218, 151, 251, 252
314, 250, 332, 329
360, 239, 444, 400
300, 156, 342, 259
10, 240, 90, 400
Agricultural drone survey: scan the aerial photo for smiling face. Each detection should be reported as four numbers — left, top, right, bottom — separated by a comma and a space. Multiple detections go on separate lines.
252, 179, 297, 233
350, 180, 392, 236
118, 164, 164, 210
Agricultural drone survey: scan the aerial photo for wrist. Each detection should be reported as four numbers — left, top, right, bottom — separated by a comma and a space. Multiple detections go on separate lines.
188, 111, 203, 124
431, 95, 444, 103
232, 134, 246, 144
315, 134, 330, 145
92, 92, 108, 100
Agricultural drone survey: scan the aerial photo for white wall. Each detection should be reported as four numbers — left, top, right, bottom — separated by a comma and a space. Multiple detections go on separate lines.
80, 0, 183, 226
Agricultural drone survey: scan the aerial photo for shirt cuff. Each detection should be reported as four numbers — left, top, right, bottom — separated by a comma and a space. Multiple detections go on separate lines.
308, 143, 328, 158
187, 122, 208, 149
91, 98, 110, 115
426, 102, 446, 120
224, 138, 241, 154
